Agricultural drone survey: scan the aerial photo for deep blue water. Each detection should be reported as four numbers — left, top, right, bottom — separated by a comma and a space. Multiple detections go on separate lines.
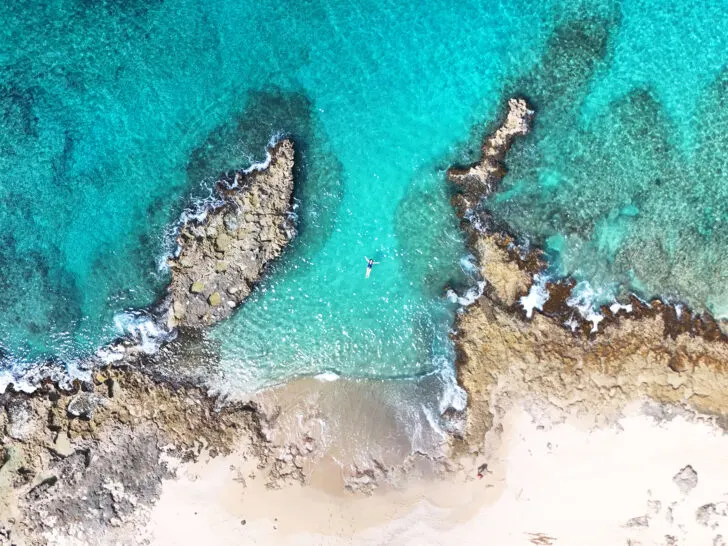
1, 0, 727, 388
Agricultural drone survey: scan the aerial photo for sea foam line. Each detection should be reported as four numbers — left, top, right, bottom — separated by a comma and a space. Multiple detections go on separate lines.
520, 274, 550, 318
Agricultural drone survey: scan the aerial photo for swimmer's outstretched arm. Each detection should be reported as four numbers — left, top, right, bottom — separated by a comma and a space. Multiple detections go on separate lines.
364, 256, 370, 262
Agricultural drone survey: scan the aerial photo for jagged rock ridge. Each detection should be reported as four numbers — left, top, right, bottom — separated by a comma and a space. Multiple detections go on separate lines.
166, 139, 296, 329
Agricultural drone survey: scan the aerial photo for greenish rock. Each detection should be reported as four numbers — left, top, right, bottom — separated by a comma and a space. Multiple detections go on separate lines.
215, 233, 232, 252
0, 445, 23, 475
190, 281, 204, 294
215, 261, 228, 273
208, 292, 222, 306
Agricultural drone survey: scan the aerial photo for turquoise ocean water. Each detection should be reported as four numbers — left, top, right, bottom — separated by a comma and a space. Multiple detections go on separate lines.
1, 0, 727, 387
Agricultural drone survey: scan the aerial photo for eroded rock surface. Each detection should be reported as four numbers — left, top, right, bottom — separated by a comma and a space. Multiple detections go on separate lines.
0, 370, 274, 545
166, 139, 296, 329
448, 98, 728, 448
673, 465, 699, 495
447, 97, 534, 197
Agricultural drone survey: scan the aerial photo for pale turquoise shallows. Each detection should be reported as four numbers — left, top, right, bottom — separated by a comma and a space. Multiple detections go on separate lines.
2, 0, 728, 387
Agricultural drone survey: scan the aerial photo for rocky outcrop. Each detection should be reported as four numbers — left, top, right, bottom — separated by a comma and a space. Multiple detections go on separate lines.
0, 368, 266, 544
166, 139, 296, 329
448, 97, 534, 213
448, 97, 542, 309
448, 99, 728, 449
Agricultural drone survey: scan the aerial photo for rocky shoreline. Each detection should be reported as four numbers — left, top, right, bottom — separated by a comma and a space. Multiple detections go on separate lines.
4, 100, 728, 544
0, 139, 302, 545
448, 98, 728, 448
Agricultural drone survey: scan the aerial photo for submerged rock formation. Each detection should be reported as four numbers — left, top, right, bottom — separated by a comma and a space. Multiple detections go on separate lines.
449, 98, 728, 449
166, 139, 296, 329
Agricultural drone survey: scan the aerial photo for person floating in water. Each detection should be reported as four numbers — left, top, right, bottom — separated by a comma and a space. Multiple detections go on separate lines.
364, 256, 380, 278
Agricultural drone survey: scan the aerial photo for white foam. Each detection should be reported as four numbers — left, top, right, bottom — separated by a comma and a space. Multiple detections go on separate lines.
157, 192, 225, 272
520, 274, 549, 318
567, 280, 605, 333
447, 281, 486, 308
409, 359, 469, 443
0, 356, 90, 394
459, 254, 479, 275
609, 302, 633, 315
563, 316, 579, 331
95, 344, 127, 364
113, 311, 170, 355
315, 371, 340, 382
0, 368, 36, 394
437, 362, 467, 415
420, 402, 446, 441
240, 133, 282, 175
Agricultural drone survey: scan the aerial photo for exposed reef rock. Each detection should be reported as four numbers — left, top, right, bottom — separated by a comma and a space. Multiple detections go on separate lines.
0, 369, 267, 544
455, 278, 728, 447
449, 98, 728, 448
166, 139, 296, 329
448, 97, 534, 215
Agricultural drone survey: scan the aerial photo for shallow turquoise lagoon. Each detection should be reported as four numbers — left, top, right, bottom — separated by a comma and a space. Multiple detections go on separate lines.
1, 0, 728, 385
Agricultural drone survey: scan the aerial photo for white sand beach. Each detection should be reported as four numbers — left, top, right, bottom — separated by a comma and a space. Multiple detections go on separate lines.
147, 399, 728, 545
